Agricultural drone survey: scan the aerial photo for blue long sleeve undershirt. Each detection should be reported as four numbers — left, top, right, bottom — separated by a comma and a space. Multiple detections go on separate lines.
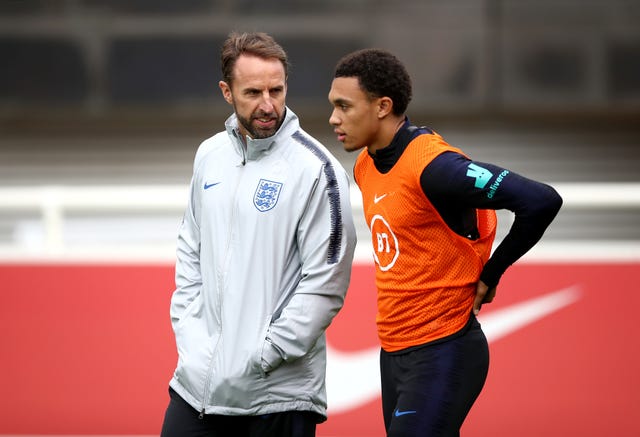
368, 122, 562, 288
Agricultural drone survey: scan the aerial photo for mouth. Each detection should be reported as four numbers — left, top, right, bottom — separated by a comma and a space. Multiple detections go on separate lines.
334, 130, 346, 142
255, 117, 277, 129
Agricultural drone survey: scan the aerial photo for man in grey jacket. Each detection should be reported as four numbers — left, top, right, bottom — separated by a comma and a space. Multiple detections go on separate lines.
160, 32, 357, 437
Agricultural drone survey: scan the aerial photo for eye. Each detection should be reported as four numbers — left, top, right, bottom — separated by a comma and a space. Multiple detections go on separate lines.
329, 98, 350, 112
244, 89, 260, 97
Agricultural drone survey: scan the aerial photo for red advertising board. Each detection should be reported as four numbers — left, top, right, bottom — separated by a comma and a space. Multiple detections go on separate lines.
0, 261, 638, 436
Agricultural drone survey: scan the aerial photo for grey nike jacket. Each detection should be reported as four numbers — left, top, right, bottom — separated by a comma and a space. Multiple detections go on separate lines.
168, 108, 357, 420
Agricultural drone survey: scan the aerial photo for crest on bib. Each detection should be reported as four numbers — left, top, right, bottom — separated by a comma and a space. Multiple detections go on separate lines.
254, 179, 283, 212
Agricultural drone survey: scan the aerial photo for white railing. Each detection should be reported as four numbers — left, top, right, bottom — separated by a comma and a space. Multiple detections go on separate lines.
0, 183, 639, 262
0, 185, 188, 262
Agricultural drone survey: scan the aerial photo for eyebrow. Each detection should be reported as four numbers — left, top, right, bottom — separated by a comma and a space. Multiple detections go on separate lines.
243, 85, 284, 94
330, 97, 350, 106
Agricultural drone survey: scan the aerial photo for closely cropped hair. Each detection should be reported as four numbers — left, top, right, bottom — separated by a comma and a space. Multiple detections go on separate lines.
334, 48, 412, 115
221, 32, 289, 84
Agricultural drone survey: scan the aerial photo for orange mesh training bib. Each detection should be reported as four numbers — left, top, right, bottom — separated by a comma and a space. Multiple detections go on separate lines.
354, 132, 497, 352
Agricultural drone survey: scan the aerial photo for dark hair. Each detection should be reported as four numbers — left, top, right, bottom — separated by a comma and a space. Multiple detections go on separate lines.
334, 48, 412, 115
220, 32, 289, 84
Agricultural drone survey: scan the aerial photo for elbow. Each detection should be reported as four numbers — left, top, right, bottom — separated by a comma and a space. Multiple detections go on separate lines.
548, 186, 563, 216
527, 185, 563, 222
536, 184, 563, 214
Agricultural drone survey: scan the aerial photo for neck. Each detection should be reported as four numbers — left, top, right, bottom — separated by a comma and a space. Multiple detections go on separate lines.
368, 115, 405, 154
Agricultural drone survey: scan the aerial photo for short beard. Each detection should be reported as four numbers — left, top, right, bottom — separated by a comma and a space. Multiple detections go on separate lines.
236, 108, 285, 140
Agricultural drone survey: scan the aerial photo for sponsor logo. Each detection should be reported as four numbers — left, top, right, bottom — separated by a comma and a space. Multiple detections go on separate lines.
369, 214, 399, 271
253, 179, 283, 212
203, 182, 220, 190
466, 163, 493, 189
394, 408, 417, 417
374, 193, 387, 204
487, 170, 510, 198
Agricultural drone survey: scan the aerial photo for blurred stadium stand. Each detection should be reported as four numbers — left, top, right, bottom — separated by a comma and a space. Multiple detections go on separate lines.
0, 0, 639, 259
1, 0, 639, 116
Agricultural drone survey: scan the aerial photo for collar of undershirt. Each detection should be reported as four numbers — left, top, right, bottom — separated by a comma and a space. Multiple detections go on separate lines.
369, 118, 424, 174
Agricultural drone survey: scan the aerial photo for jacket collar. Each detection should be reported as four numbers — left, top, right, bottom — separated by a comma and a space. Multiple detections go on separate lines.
225, 107, 299, 162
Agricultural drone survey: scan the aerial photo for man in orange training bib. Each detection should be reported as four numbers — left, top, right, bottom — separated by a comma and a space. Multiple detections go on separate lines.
328, 48, 562, 437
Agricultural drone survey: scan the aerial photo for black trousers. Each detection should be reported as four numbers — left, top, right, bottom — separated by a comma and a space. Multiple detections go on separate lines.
380, 315, 490, 437
160, 387, 319, 437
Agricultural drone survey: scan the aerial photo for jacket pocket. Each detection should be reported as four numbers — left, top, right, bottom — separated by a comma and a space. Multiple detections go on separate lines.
173, 294, 214, 396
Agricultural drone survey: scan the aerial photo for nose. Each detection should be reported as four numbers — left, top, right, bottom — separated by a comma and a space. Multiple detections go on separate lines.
329, 108, 340, 126
259, 91, 275, 113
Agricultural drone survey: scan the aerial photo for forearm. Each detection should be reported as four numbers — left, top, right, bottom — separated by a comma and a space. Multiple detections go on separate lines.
263, 166, 356, 370
481, 183, 562, 287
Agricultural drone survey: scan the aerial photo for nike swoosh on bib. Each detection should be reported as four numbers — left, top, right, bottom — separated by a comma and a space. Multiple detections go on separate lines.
374, 193, 387, 204
325, 286, 581, 413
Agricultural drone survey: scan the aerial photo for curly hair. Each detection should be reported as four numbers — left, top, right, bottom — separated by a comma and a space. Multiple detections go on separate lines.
221, 32, 289, 85
334, 48, 412, 115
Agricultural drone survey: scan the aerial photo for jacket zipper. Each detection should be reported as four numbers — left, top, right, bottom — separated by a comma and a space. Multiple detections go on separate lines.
198, 155, 245, 419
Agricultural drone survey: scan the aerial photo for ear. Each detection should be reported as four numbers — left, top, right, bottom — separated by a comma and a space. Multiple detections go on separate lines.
377, 96, 394, 119
219, 80, 233, 105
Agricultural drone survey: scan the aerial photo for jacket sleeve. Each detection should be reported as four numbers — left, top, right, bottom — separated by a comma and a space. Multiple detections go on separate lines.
260, 163, 357, 372
170, 174, 202, 329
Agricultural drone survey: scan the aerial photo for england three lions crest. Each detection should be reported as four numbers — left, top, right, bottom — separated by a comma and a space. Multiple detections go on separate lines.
254, 179, 283, 212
